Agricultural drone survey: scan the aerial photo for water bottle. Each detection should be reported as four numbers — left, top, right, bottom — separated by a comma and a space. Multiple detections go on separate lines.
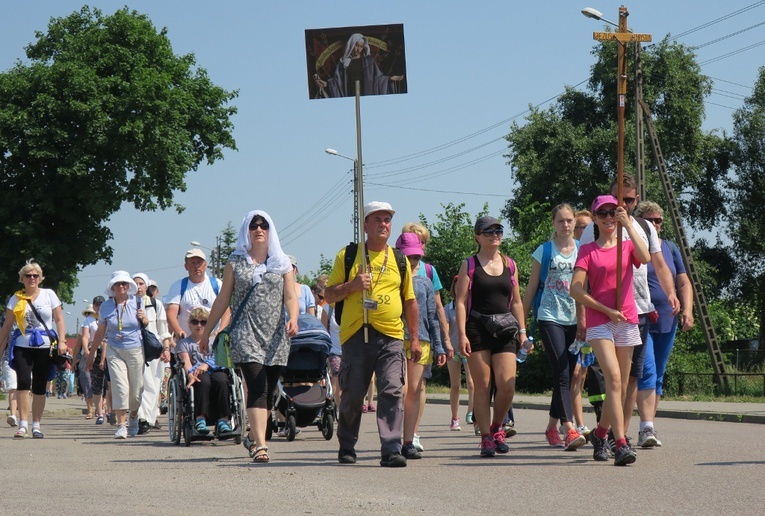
579, 341, 595, 368
516, 336, 533, 363
569, 339, 587, 355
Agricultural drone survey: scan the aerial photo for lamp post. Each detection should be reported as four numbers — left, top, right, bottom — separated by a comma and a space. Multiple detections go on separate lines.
325, 148, 362, 243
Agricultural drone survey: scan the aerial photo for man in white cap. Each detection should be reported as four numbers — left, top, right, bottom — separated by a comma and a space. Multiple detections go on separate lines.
166, 249, 230, 341
132, 273, 171, 434
325, 201, 419, 468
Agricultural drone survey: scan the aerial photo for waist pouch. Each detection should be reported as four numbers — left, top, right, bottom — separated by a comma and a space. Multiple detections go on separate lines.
470, 310, 520, 340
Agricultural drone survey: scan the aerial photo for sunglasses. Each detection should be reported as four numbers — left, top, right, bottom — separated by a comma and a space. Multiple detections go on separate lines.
574, 225, 588, 230
596, 209, 617, 219
317, 294, 325, 301
622, 196, 636, 205
114, 281, 129, 287
189, 319, 208, 326
481, 228, 504, 237
644, 217, 663, 225
25, 274, 40, 279
249, 221, 269, 231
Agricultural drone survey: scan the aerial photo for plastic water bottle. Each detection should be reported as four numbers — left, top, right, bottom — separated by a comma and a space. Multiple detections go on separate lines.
569, 339, 587, 355
516, 336, 534, 363
579, 341, 596, 367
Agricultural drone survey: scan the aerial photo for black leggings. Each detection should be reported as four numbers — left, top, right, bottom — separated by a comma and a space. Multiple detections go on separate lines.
193, 370, 231, 420
12, 347, 53, 395
539, 321, 578, 423
238, 362, 281, 410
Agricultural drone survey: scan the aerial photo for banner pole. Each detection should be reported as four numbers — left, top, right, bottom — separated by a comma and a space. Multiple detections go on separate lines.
355, 80, 369, 343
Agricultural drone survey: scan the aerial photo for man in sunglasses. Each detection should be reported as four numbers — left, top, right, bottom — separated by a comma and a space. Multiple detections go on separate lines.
579, 174, 680, 446
166, 249, 231, 343
325, 201, 419, 468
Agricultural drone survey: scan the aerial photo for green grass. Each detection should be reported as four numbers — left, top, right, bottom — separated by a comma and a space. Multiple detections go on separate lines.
663, 393, 765, 403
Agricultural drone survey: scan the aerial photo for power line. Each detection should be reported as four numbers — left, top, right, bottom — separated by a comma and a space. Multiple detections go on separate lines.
672, 0, 765, 40
692, 20, 765, 49
699, 39, 765, 65
705, 75, 754, 90
366, 182, 510, 198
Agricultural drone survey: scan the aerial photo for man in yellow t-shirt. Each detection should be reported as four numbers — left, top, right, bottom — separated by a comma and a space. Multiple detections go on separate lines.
325, 201, 419, 468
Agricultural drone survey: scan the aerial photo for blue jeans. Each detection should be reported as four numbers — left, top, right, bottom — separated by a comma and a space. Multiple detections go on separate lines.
639, 320, 678, 395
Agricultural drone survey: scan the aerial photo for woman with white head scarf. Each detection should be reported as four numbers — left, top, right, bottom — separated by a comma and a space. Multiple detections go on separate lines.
201, 210, 298, 463
86, 271, 148, 439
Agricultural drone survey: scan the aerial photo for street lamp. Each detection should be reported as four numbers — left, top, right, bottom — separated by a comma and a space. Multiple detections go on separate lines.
325, 148, 362, 243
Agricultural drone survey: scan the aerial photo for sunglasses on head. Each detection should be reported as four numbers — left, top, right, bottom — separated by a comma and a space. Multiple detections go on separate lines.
249, 221, 269, 231
596, 209, 617, 219
25, 274, 40, 279
190, 319, 207, 326
644, 216, 663, 225
481, 228, 504, 236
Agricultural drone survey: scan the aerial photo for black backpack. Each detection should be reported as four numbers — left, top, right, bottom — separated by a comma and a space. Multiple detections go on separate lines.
334, 242, 409, 325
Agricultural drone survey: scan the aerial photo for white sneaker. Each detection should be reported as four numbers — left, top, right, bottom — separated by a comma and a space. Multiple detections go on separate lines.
114, 424, 128, 439
7, 415, 18, 427
412, 434, 424, 452
637, 426, 658, 448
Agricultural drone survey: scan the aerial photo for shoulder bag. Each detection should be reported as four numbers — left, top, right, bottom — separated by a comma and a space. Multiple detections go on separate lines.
136, 297, 163, 366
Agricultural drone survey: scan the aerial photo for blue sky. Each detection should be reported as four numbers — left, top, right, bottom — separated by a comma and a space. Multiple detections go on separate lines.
2, 1, 762, 332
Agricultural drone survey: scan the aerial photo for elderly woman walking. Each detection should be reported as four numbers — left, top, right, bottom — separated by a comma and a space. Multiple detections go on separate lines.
201, 210, 298, 463
0, 261, 67, 439
86, 271, 148, 439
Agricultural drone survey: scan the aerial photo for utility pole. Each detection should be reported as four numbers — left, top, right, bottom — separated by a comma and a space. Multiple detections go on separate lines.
592, 6, 652, 308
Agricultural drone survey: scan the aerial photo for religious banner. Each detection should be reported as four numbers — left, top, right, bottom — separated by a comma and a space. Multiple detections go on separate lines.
305, 24, 407, 99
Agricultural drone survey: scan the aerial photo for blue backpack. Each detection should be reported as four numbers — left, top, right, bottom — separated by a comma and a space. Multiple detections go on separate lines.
180, 275, 220, 299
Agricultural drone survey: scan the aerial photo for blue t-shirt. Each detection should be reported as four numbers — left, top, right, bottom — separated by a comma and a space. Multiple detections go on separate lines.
532, 242, 577, 326
417, 262, 443, 291
297, 283, 315, 314
647, 240, 685, 333
99, 295, 143, 349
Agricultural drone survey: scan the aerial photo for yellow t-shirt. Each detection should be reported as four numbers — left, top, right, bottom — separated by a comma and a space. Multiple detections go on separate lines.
327, 244, 415, 344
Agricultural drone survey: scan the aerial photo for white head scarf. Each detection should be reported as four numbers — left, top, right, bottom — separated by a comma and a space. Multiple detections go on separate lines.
341, 33, 370, 68
231, 210, 292, 285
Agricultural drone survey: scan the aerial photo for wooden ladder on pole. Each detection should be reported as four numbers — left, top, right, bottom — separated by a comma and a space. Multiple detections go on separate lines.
639, 99, 729, 392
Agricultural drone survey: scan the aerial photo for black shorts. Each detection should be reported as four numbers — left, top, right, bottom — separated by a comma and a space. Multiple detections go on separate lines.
465, 318, 517, 354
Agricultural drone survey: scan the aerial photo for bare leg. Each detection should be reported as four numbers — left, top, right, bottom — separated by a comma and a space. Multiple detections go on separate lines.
490, 353, 516, 427
403, 363, 425, 442
466, 350, 492, 435
447, 359, 462, 420
570, 363, 586, 427
623, 377, 638, 434
17, 389, 31, 423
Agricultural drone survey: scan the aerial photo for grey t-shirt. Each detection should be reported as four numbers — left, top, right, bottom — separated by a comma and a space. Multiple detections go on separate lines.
579, 216, 661, 314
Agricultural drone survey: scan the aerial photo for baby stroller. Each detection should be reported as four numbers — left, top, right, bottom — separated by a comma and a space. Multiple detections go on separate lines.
268, 314, 335, 441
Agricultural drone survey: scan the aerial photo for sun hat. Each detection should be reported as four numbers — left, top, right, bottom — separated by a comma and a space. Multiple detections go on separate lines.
105, 270, 138, 296
395, 233, 425, 256
474, 216, 503, 233
185, 248, 207, 261
363, 201, 395, 219
92, 296, 105, 305
591, 194, 619, 213
82, 304, 96, 317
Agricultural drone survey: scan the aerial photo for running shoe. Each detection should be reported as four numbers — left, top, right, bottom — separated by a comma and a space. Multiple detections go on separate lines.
504, 420, 517, 438
128, 415, 140, 437
114, 424, 128, 439
614, 444, 637, 466
412, 434, 424, 452
480, 435, 496, 457
577, 425, 591, 443
591, 433, 610, 461
465, 411, 474, 425
217, 420, 233, 433
545, 426, 565, 447
450, 418, 461, 431
564, 429, 586, 451
654, 429, 662, 447
402, 442, 422, 460
493, 430, 509, 454
638, 426, 658, 448
7, 415, 18, 427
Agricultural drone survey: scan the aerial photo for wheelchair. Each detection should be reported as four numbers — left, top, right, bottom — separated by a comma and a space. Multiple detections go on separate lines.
167, 359, 247, 447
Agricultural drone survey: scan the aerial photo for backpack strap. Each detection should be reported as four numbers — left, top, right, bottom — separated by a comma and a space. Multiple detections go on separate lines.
391, 247, 408, 290
466, 255, 478, 315
181, 276, 219, 299
180, 277, 189, 299
634, 216, 652, 241
334, 242, 359, 326
210, 276, 220, 296
424, 262, 433, 281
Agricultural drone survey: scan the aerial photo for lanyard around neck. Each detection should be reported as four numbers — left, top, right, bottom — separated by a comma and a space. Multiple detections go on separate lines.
365, 245, 389, 293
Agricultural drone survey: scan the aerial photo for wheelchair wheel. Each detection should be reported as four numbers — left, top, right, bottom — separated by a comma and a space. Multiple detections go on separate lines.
321, 411, 335, 441
232, 372, 246, 445
183, 421, 192, 447
168, 379, 182, 446
286, 415, 297, 442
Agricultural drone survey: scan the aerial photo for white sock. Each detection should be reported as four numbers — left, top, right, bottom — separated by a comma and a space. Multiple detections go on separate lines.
19, 420, 28, 429
639, 421, 654, 431
32, 421, 41, 430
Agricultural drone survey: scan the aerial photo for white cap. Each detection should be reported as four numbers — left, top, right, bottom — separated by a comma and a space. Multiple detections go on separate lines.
363, 201, 395, 219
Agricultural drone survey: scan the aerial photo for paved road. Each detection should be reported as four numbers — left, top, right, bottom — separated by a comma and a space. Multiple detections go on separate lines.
2, 398, 764, 515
